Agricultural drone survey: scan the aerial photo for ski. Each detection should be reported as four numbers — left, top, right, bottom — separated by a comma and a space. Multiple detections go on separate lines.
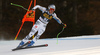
12, 41, 30, 51
12, 44, 48, 51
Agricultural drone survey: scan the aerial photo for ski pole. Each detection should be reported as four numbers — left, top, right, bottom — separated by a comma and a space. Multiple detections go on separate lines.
56, 24, 66, 44
11, 3, 29, 11
56, 27, 65, 44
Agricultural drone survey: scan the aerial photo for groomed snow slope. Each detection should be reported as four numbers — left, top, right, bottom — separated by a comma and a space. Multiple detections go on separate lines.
0, 35, 100, 55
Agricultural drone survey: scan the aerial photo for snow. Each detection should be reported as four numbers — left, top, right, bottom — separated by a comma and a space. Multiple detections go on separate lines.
0, 35, 100, 55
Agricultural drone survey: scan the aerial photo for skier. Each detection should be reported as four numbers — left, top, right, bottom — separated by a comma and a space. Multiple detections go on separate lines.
18, 4, 66, 47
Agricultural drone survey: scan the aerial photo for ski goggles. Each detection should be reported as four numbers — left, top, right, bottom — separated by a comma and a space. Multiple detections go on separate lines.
50, 8, 55, 11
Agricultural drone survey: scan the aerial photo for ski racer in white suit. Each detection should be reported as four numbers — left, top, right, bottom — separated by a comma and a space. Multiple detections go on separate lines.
18, 4, 66, 47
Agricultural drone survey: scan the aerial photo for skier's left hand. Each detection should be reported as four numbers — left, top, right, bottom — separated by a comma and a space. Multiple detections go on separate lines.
61, 23, 67, 28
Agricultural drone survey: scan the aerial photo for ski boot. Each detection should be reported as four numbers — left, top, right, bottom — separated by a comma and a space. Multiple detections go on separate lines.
27, 40, 35, 47
17, 41, 24, 47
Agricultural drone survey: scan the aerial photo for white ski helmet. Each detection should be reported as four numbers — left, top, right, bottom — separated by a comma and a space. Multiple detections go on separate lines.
48, 4, 56, 11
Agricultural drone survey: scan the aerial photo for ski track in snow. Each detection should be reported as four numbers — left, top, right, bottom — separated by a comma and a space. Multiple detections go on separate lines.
0, 35, 100, 55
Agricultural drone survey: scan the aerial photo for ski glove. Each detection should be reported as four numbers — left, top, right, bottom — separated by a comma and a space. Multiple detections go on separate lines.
61, 23, 67, 28
32, 8, 35, 11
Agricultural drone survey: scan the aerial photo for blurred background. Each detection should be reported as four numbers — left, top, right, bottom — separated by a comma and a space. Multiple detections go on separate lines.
0, 0, 100, 40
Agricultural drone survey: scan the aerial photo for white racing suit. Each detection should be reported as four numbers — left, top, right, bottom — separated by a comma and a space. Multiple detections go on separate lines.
22, 5, 62, 43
